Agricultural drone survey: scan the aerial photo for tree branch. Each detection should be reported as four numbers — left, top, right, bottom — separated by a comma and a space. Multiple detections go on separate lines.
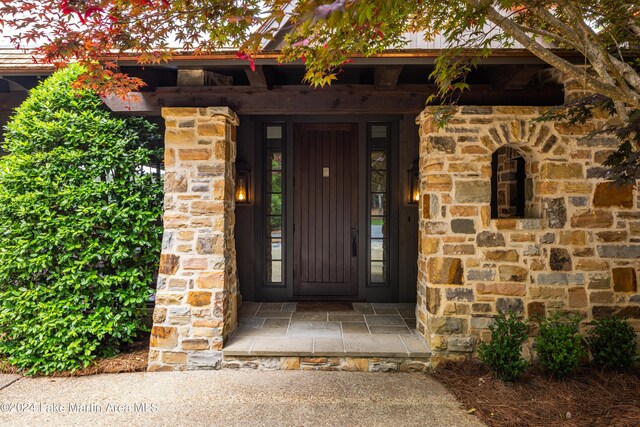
513, 23, 577, 50
561, 2, 632, 98
464, 0, 640, 107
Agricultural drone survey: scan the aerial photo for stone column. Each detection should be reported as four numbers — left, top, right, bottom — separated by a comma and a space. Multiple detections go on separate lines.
148, 107, 240, 371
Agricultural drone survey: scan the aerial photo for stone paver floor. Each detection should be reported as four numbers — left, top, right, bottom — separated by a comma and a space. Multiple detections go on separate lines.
224, 302, 431, 358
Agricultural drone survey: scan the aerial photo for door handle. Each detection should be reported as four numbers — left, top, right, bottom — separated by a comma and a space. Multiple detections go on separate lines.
351, 228, 358, 257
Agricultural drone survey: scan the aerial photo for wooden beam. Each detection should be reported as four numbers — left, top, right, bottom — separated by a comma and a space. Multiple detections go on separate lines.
244, 65, 268, 88
491, 65, 545, 90
504, 67, 546, 90
101, 84, 563, 115
177, 69, 232, 86
104, 85, 436, 115
374, 65, 404, 89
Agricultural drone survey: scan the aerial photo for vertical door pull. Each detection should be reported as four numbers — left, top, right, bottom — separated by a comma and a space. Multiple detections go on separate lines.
351, 228, 358, 257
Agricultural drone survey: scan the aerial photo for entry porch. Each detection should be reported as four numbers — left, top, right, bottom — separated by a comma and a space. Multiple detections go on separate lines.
223, 302, 431, 371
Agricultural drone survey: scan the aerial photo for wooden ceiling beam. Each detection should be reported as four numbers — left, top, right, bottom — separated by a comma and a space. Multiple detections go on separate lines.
101, 84, 563, 115
177, 69, 233, 86
374, 65, 404, 89
244, 65, 268, 88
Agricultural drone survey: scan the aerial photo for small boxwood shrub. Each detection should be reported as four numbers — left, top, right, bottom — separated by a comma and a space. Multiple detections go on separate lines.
478, 312, 529, 381
588, 317, 638, 371
0, 65, 163, 375
535, 313, 585, 379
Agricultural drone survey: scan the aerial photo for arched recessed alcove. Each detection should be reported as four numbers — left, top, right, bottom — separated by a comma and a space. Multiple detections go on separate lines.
491, 146, 526, 219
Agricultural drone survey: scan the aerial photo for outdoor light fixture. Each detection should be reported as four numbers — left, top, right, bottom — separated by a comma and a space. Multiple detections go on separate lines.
409, 159, 420, 204
235, 162, 250, 204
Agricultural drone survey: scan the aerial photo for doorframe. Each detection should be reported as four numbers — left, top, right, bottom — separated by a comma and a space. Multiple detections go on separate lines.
250, 114, 401, 302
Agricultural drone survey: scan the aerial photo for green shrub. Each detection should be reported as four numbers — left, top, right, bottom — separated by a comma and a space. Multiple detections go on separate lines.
0, 65, 163, 375
535, 313, 585, 379
478, 312, 529, 381
588, 317, 638, 370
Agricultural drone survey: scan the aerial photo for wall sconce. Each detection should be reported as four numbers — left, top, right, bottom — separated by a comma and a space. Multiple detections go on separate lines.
408, 159, 420, 204
235, 161, 250, 204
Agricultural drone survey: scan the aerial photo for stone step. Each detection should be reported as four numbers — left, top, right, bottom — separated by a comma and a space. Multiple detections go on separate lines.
222, 334, 431, 371
222, 355, 431, 372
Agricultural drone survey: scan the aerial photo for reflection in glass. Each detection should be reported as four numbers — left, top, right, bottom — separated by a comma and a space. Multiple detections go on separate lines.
267, 261, 282, 282
371, 151, 386, 170
371, 171, 386, 192
370, 193, 386, 216
370, 239, 386, 261
267, 238, 282, 260
267, 171, 282, 192
370, 217, 386, 239
267, 193, 282, 215
371, 261, 386, 283
268, 151, 283, 170
267, 216, 282, 238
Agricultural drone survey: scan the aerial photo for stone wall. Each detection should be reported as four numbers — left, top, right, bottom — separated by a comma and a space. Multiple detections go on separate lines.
416, 106, 639, 355
148, 107, 240, 371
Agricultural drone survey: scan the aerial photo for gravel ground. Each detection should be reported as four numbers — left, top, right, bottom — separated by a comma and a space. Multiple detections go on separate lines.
0, 370, 483, 427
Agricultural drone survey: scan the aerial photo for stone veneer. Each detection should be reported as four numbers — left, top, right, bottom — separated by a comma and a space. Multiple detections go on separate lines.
416, 106, 640, 356
148, 107, 240, 371
222, 356, 430, 372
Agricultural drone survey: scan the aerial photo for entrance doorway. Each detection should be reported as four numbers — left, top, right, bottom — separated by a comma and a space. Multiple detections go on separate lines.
293, 123, 359, 297
234, 116, 418, 303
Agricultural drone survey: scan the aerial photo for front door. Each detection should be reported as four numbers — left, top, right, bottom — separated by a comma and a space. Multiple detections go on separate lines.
293, 123, 358, 297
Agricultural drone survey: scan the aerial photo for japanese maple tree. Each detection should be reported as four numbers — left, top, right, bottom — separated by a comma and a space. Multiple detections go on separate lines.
1, 0, 639, 180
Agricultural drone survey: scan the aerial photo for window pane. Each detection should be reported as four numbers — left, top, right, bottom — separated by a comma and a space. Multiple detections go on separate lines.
371, 125, 388, 139
267, 216, 282, 238
267, 171, 282, 193
267, 238, 282, 260
266, 261, 282, 283
371, 261, 386, 283
370, 151, 386, 170
370, 217, 386, 239
266, 126, 282, 140
371, 171, 386, 192
370, 193, 387, 216
370, 239, 386, 261
267, 193, 282, 215
268, 151, 282, 170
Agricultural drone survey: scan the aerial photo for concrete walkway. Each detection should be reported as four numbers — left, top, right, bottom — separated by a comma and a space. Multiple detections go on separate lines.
0, 371, 483, 427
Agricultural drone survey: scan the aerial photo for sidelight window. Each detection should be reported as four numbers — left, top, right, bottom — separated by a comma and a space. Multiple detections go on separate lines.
265, 124, 284, 285
368, 123, 390, 286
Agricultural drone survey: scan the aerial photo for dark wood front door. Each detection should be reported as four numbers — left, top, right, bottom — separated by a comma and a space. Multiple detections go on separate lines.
294, 123, 358, 297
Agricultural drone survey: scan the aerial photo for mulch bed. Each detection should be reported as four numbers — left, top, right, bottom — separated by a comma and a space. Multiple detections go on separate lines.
0, 334, 149, 377
431, 360, 640, 427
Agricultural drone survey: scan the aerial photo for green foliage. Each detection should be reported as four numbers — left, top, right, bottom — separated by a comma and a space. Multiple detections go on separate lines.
477, 312, 529, 381
535, 313, 585, 379
587, 317, 639, 371
0, 64, 163, 375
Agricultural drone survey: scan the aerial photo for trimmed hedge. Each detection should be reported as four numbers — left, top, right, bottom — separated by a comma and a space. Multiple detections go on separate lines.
0, 65, 163, 375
